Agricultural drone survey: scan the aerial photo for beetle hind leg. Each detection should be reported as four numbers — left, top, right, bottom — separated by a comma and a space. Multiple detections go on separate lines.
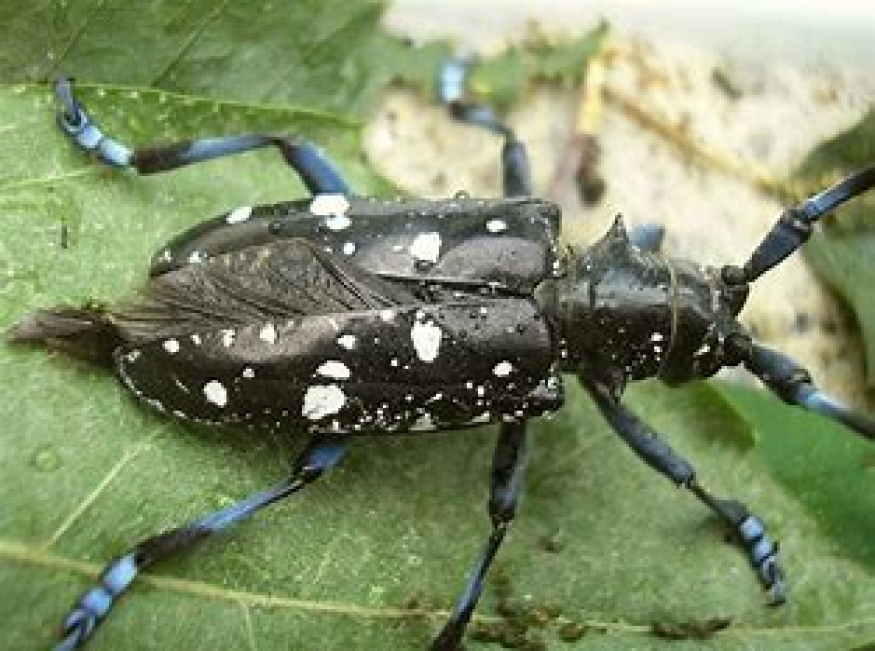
54, 78, 350, 195
431, 421, 529, 650
586, 382, 786, 604
54, 438, 347, 650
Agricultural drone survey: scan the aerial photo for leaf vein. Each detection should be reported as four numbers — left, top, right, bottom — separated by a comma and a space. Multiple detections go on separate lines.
40, 440, 153, 550
152, 0, 235, 86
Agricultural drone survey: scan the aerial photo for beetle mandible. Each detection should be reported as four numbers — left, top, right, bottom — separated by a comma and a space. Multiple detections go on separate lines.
8, 59, 875, 650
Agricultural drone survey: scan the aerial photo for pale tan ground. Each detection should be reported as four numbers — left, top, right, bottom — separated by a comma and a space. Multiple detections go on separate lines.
366, 5, 875, 408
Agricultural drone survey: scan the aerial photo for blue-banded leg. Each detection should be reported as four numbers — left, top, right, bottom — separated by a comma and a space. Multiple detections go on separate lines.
54, 438, 347, 651
438, 58, 532, 197
586, 382, 786, 604
54, 78, 351, 195
734, 339, 875, 441
431, 421, 529, 650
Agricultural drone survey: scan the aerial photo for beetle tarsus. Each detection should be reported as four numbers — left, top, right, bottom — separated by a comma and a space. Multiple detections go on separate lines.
54, 78, 133, 168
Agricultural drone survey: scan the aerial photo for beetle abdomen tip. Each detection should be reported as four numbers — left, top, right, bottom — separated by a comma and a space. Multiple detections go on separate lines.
6, 305, 119, 367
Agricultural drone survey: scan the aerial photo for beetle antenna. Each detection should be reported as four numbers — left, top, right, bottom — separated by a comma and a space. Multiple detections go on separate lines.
723, 165, 875, 286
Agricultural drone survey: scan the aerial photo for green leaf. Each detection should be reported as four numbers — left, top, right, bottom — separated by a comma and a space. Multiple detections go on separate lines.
0, 0, 442, 118
793, 109, 875, 387
469, 24, 609, 111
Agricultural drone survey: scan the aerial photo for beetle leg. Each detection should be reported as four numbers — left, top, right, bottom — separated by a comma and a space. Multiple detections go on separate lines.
54, 438, 346, 651
737, 340, 875, 441
438, 58, 532, 197
54, 78, 351, 195
431, 421, 529, 650
586, 382, 786, 605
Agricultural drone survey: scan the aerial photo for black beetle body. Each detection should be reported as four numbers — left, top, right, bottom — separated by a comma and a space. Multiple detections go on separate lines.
62, 194, 742, 436
12, 76, 875, 651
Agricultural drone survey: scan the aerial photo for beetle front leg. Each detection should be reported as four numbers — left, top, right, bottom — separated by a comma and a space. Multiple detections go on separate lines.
54, 78, 351, 195
431, 421, 528, 650
736, 339, 875, 441
55, 438, 347, 651
586, 382, 786, 604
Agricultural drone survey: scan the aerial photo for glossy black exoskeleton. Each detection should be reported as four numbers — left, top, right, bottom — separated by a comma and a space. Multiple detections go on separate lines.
8, 69, 875, 651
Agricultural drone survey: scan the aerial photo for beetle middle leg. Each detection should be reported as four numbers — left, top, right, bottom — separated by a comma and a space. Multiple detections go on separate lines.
439, 57, 666, 253
431, 421, 529, 650
55, 437, 347, 651
586, 382, 786, 604
439, 57, 533, 197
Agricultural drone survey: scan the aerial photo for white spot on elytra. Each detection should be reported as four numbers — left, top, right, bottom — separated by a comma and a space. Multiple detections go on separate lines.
492, 361, 514, 377
337, 334, 357, 350
650, 332, 665, 342
325, 214, 351, 230
221, 329, 235, 348
187, 251, 205, 264
380, 309, 395, 322
411, 413, 436, 431
311, 194, 352, 230
311, 193, 350, 216
316, 360, 350, 380
203, 380, 228, 407
226, 206, 252, 224
411, 320, 442, 363
163, 339, 180, 354
409, 232, 442, 264
342, 242, 356, 255
486, 219, 507, 233
302, 384, 346, 420
242, 367, 255, 379
190, 333, 202, 345
259, 323, 277, 344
